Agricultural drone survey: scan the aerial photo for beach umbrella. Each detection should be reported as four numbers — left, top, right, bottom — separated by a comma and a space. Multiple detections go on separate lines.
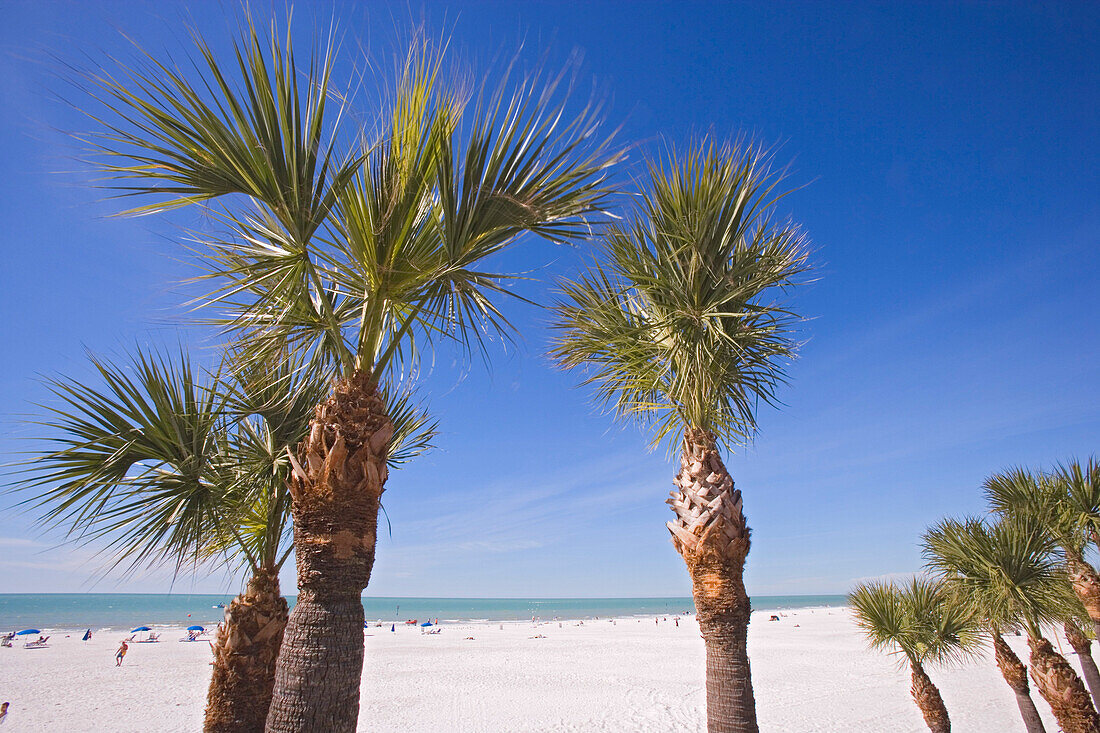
186, 625, 204, 632
420, 622, 433, 627
15, 629, 40, 635
131, 626, 151, 633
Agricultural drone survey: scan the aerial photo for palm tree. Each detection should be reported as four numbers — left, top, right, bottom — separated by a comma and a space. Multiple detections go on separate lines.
552, 143, 810, 733
82, 21, 618, 730
985, 466, 1100, 643
13, 348, 433, 732
849, 578, 980, 733
922, 518, 1051, 732
924, 516, 1100, 733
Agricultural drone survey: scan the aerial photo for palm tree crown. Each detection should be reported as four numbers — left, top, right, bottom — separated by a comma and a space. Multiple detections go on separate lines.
14, 348, 433, 577
849, 577, 980, 667
552, 143, 810, 449
88, 25, 619, 384
922, 515, 1070, 636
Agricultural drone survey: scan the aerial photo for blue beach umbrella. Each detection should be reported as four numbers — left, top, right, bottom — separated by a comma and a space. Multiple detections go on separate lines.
16, 629, 40, 635
420, 622, 432, 627
131, 626, 152, 633
187, 625, 204, 632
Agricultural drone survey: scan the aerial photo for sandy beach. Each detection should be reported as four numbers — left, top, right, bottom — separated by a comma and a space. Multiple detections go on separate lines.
0, 605, 1083, 732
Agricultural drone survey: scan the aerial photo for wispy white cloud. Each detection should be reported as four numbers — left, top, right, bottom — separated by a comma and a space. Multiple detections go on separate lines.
379, 451, 665, 563
0, 537, 42, 548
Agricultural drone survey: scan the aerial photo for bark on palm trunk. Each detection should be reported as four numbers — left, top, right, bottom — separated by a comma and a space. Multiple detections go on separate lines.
1028, 635, 1100, 733
265, 373, 392, 733
205, 569, 288, 732
909, 662, 950, 733
1066, 552, 1100, 643
992, 633, 1046, 733
1066, 621, 1100, 712
667, 429, 757, 733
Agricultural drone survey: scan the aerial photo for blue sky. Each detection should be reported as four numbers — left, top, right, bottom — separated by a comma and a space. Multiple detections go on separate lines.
0, 1, 1097, 598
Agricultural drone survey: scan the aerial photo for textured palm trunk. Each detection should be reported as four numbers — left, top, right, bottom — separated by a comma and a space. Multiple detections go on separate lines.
992, 633, 1046, 733
1028, 635, 1100, 733
667, 428, 757, 733
1066, 551, 1100, 643
909, 662, 950, 733
265, 372, 392, 733
204, 569, 288, 733
1066, 621, 1100, 712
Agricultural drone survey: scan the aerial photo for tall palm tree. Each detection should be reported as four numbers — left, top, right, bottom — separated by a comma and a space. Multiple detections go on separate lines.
552, 143, 810, 733
13, 348, 433, 732
985, 466, 1100, 643
924, 516, 1100, 733
83, 21, 618, 731
849, 578, 981, 733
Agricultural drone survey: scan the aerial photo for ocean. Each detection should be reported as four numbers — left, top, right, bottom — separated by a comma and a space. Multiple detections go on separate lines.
0, 594, 846, 632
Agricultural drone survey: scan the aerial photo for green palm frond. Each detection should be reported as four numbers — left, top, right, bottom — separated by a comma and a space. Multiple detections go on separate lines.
86, 18, 359, 242
1053, 457, 1100, 547
850, 581, 912, 660
383, 386, 438, 467
985, 465, 1085, 554
552, 142, 810, 452
923, 515, 1068, 634
849, 577, 980, 667
13, 348, 231, 574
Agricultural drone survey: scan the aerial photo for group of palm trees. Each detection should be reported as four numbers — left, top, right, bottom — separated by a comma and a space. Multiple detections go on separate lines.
12, 17, 808, 733
851, 458, 1100, 733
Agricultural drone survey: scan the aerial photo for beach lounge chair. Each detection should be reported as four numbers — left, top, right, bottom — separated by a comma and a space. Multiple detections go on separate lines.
24, 636, 49, 649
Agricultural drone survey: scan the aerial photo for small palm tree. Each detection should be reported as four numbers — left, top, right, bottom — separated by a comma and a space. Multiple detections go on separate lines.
13, 348, 433, 732
82, 21, 618, 730
924, 516, 1100, 733
552, 143, 810, 733
849, 578, 980, 733
985, 466, 1100, 643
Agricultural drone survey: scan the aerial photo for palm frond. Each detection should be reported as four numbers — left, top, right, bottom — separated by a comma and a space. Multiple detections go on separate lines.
1053, 457, 1100, 548
11, 348, 231, 574
84, 18, 358, 241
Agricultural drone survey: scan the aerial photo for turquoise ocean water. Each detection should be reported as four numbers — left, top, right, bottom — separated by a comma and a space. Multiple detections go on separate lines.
0, 594, 845, 632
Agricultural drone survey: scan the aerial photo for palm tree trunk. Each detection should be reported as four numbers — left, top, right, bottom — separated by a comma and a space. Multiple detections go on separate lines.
1066, 551, 1100, 643
909, 661, 950, 733
992, 633, 1046, 733
265, 373, 392, 733
1028, 634, 1100, 733
1066, 621, 1100, 712
668, 428, 757, 733
205, 568, 288, 732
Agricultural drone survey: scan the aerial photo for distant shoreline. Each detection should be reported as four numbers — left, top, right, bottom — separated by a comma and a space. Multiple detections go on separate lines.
0, 593, 847, 631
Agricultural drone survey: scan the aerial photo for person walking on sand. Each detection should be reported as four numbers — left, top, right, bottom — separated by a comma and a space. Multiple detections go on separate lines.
0, 701, 9, 724
115, 640, 128, 666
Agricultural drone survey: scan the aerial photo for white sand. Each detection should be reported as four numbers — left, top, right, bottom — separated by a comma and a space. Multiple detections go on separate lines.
0, 607, 1085, 731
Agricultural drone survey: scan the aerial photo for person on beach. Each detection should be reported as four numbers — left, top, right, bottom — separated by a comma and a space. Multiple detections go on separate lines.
0, 701, 8, 724
115, 640, 128, 666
